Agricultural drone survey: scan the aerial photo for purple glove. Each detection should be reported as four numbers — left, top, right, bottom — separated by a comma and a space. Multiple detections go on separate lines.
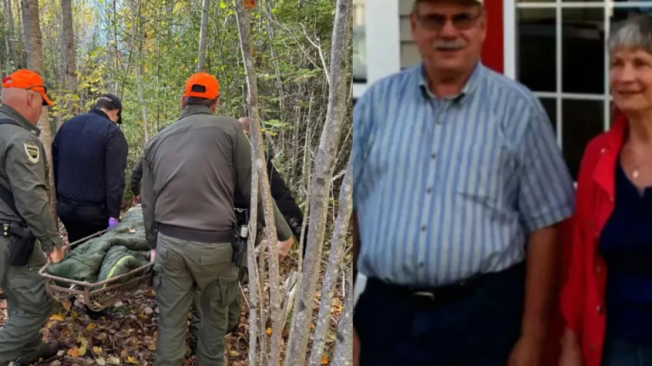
108, 217, 119, 229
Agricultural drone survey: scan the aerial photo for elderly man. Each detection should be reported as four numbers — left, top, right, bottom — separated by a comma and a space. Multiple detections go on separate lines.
0, 70, 64, 365
142, 72, 293, 366
353, 1, 575, 366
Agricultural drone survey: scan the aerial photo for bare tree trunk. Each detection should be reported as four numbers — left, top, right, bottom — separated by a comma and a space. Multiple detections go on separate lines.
331, 269, 353, 366
4, 0, 15, 68
21, 0, 57, 221
283, 0, 352, 364
130, 0, 148, 142
233, 0, 284, 364
247, 129, 262, 366
308, 156, 352, 366
61, 0, 78, 118
197, 0, 210, 72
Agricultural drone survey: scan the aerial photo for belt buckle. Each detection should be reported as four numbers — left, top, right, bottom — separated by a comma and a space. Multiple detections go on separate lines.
413, 291, 435, 302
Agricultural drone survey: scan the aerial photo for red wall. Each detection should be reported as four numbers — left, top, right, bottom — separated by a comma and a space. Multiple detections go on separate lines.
482, 0, 504, 73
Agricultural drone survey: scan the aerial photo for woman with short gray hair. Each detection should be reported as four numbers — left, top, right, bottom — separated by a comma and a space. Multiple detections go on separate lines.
560, 14, 652, 366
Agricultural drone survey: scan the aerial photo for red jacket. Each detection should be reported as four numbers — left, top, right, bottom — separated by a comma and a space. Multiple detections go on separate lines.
560, 113, 630, 366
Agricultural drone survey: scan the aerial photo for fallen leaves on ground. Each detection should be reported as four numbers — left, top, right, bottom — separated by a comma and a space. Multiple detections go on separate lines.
0, 226, 346, 365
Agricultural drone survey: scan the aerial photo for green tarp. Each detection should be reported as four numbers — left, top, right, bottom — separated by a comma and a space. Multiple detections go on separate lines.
47, 206, 151, 284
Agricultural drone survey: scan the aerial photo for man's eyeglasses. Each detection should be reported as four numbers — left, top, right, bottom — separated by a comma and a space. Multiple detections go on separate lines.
415, 12, 481, 32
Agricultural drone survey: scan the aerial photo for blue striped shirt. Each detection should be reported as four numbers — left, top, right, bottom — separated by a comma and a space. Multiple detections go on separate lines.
353, 62, 575, 287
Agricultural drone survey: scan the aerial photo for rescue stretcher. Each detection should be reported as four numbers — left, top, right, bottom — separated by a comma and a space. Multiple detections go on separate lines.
38, 230, 154, 312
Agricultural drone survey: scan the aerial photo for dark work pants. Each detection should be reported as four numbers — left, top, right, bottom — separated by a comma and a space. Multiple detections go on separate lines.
354, 263, 525, 366
57, 198, 108, 244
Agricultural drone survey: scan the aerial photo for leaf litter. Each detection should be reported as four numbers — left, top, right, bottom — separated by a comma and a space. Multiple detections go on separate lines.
0, 246, 345, 365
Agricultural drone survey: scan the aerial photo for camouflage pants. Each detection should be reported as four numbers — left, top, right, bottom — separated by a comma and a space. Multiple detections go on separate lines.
153, 233, 238, 366
0, 237, 53, 366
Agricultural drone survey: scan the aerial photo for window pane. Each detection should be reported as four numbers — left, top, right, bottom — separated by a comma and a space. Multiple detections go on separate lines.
539, 97, 557, 134
517, 9, 556, 92
610, 3, 650, 25
562, 100, 605, 180
562, 8, 605, 95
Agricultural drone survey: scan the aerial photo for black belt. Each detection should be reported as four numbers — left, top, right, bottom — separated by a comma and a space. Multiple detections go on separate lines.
366, 263, 524, 305
58, 196, 106, 210
158, 223, 233, 243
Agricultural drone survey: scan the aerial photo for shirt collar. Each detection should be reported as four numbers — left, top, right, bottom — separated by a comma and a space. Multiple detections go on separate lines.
418, 61, 485, 102
593, 110, 628, 197
179, 105, 213, 119
90, 108, 112, 122
0, 104, 40, 136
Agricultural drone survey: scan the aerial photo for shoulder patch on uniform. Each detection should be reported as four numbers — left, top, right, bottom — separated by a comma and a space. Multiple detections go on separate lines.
23, 141, 40, 164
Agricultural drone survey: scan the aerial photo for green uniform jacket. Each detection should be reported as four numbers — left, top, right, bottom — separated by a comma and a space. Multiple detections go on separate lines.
0, 104, 63, 253
141, 105, 292, 248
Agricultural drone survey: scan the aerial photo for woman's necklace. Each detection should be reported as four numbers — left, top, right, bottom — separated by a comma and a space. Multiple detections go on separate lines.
627, 147, 652, 180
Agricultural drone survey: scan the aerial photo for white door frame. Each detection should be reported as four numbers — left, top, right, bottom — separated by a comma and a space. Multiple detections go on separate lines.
353, 0, 401, 100
503, 0, 516, 80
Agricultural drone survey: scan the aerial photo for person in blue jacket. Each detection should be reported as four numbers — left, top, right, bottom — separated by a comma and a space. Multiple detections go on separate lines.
52, 93, 128, 244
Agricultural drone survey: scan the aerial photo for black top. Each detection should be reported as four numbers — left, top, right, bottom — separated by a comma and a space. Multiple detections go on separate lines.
233, 152, 305, 237
53, 109, 128, 218
600, 162, 652, 345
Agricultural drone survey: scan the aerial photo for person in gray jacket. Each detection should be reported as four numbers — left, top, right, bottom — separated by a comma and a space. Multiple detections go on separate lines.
141, 72, 293, 366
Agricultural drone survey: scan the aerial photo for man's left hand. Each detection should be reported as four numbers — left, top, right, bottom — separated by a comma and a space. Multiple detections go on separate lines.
507, 336, 544, 366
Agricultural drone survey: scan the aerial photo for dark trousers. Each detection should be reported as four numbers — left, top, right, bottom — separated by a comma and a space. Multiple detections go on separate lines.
57, 198, 108, 244
354, 263, 525, 366
601, 335, 652, 366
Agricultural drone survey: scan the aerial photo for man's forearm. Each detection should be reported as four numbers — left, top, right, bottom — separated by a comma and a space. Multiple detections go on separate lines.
522, 225, 560, 340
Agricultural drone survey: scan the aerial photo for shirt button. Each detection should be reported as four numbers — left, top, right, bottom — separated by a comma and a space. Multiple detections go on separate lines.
421, 225, 427, 232
419, 262, 425, 268
431, 153, 437, 159
597, 305, 603, 313
600, 148, 606, 154
595, 265, 602, 274
590, 343, 597, 351
427, 187, 432, 194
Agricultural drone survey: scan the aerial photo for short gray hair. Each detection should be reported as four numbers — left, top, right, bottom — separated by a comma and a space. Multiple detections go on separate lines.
608, 14, 652, 57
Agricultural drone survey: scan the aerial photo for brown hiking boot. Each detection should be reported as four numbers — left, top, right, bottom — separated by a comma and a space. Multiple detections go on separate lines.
15, 340, 59, 365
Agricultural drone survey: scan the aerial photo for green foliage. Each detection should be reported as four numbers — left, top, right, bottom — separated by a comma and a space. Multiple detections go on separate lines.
1, 0, 350, 209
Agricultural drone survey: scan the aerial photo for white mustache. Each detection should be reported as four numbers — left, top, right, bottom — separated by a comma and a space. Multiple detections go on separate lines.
434, 39, 466, 51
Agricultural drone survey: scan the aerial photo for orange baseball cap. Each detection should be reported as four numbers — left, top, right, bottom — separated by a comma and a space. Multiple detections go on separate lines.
2, 69, 53, 107
183, 72, 220, 100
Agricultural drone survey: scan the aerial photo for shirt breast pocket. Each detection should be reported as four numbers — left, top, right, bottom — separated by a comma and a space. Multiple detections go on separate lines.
453, 141, 516, 210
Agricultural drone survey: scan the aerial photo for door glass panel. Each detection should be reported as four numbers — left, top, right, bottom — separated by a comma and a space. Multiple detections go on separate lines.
539, 98, 557, 134
562, 8, 605, 95
562, 100, 605, 180
517, 9, 556, 92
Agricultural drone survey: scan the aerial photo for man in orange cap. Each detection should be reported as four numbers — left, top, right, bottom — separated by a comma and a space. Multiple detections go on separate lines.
141, 72, 293, 366
0, 69, 63, 365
